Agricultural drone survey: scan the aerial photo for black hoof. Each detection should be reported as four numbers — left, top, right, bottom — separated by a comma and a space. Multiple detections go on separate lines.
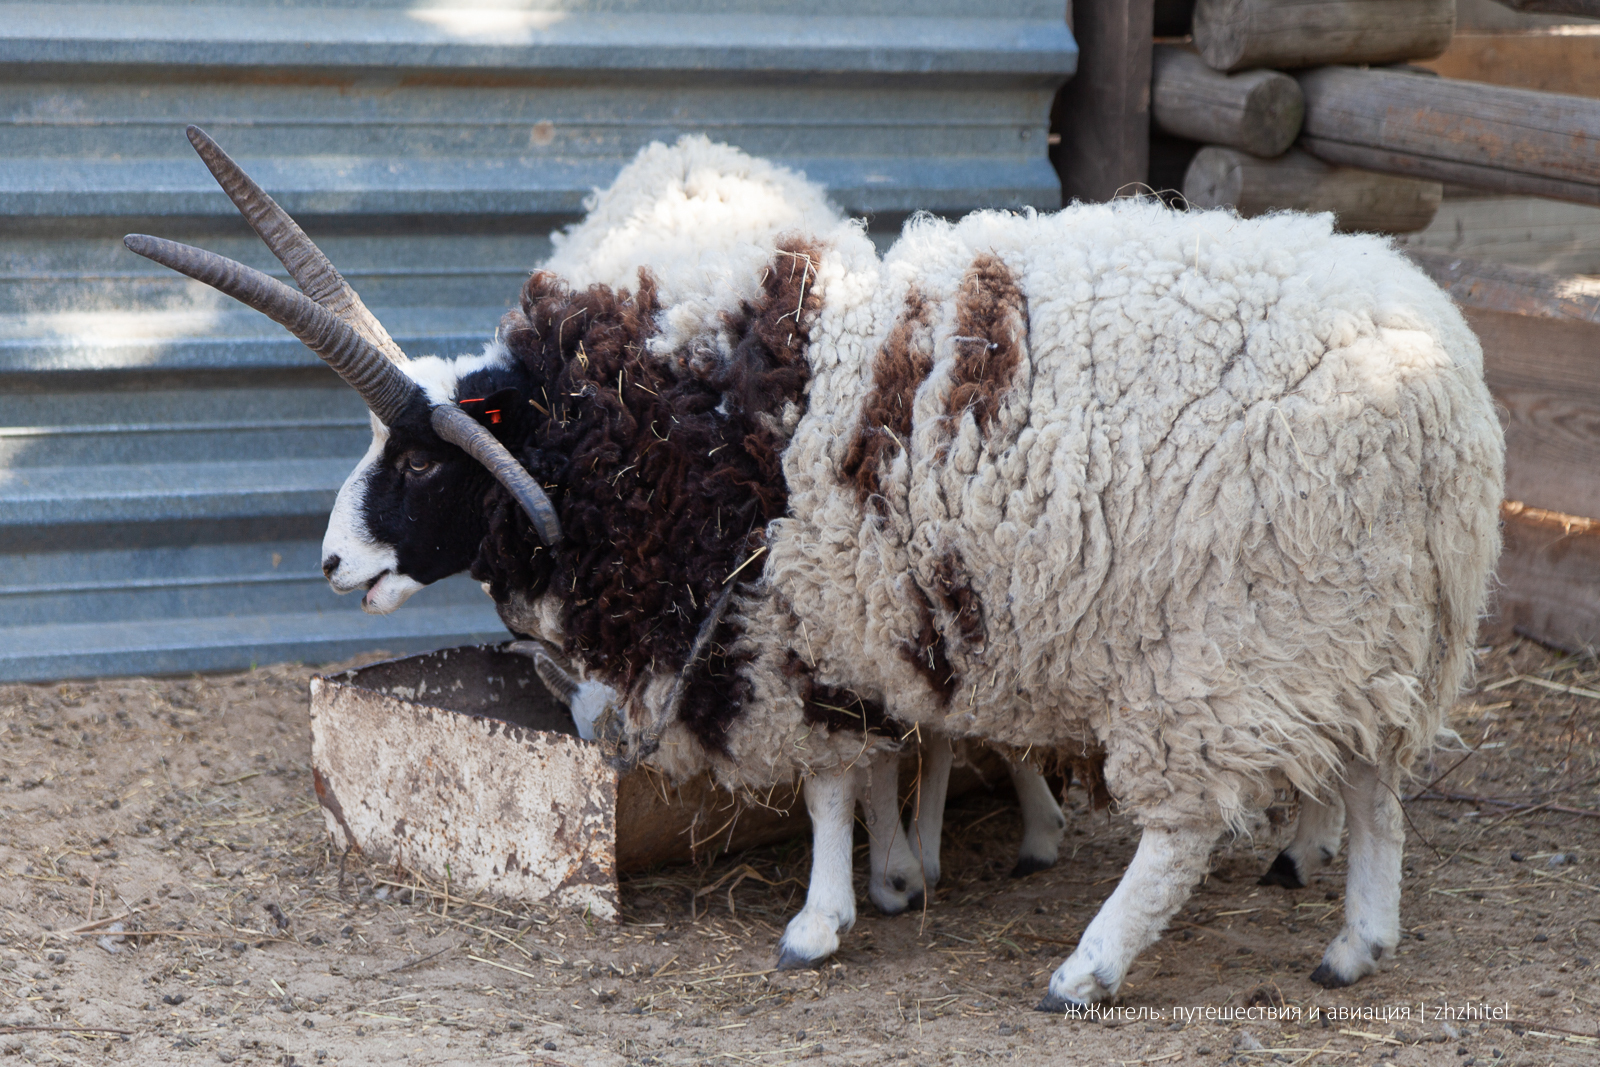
1308, 962, 1354, 989
775, 947, 825, 972
1257, 851, 1306, 889
1010, 854, 1055, 879
905, 890, 926, 911
1035, 992, 1077, 1014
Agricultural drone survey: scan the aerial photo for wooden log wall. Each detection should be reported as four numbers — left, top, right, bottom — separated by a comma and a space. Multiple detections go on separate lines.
1193, 0, 1456, 72
1298, 66, 1600, 205
1184, 146, 1441, 230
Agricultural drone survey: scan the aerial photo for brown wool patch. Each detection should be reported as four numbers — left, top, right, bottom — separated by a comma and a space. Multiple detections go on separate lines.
900, 587, 958, 703
472, 241, 824, 757
840, 289, 935, 513
932, 549, 984, 647
783, 651, 893, 736
944, 252, 1027, 435
1071, 754, 1113, 811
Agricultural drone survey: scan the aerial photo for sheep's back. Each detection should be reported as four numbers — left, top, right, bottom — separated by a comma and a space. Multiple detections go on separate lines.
773, 201, 1503, 825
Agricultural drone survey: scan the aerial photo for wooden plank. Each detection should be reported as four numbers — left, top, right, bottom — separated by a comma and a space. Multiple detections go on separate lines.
1493, 0, 1600, 16
1298, 65, 1600, 205
1409, 252, 1600, 517
1404, 252, 1600, 649
1470, 308, 1600, 519
1184, 145, 1441, 232
1152, 45, 1303, 157
1419, 29, 1600, 97
1053, 0, 1154, 202
1397, 195, 1600, 276
1193, 0, 1455, 73
1407, 250, 1600, 320
1495, 502, 1600, 653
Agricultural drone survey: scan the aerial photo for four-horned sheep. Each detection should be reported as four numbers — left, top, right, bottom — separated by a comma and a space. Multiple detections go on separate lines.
126, 128, 1503, 1011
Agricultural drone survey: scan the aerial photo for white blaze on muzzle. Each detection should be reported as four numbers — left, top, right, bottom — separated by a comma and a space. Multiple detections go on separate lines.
321, 417, 423, 614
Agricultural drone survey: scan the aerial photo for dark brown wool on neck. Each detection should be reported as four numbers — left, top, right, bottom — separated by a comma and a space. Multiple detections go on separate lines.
472, 238, 823, 755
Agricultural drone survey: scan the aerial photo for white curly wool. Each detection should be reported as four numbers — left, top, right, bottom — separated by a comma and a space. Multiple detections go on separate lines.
543, 135, 844, 357
754, 201, 1502, 834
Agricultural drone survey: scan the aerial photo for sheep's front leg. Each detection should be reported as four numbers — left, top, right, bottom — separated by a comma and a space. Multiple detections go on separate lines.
776, 765, 860, 969
1038, 824, 1219, 1010
1259, 790, 1345, 889
907, 734, 953, 887
1008, 761, 1067, 877
1311, 759, 1401, 988
862, 749, 926, 914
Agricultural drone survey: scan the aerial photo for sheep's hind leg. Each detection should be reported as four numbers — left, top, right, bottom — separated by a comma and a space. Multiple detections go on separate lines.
777, 764, 861, 969
1259, 790, 1345, 888
863, 749, 926, 914
1009, 761, 1067, 877
907, 734, 953, 888
1037, 823, 1220, 1010
1310, 759, 1401, 988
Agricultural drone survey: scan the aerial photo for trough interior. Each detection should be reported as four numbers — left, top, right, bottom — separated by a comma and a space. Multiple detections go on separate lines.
329, 644, 579, 736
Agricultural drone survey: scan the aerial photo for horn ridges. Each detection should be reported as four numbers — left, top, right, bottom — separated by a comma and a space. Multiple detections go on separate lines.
124, 234, 420, 425
431, 405, 562, 545
186, 125, 408, 364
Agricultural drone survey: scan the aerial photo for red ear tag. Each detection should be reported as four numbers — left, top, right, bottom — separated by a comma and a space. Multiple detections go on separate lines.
487, 410, 502, 424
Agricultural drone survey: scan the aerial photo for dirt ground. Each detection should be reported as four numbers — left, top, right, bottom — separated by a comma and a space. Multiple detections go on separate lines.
0, 640, 1596, 1067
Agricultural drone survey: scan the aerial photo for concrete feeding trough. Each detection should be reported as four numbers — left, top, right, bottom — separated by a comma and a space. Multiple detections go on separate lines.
308, 645, 805, 920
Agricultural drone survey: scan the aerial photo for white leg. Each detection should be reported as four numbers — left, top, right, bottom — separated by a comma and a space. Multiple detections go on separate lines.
1259, 789, 1345, 889
1039, 824, 1219, 1009
1008, 761, 1067, 877
907, 734, 953, 887
1311, 759, 1402, 988
862, 749, 927, 915
777, 765, 860, 969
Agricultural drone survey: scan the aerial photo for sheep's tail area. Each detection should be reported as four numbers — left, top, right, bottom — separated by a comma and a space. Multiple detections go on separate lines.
1403, 316, 1506, 777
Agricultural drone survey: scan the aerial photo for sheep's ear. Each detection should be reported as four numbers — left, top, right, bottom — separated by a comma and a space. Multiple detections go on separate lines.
505, 641, 579, 702
186, 125, 407, 364
431, 405, 562, 545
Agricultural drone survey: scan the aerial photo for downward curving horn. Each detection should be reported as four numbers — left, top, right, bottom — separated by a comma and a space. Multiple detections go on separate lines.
124, 234, 420, 426
186, 125, 407, 364
431, 405, 562, 544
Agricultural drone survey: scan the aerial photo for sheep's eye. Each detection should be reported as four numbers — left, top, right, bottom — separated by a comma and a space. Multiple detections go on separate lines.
405, 455, 434, 474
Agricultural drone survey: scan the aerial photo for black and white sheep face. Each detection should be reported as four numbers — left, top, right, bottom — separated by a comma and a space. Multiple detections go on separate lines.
321, 347, 530, 614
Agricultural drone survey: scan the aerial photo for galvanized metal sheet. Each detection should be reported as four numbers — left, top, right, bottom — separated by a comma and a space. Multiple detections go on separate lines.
0, 0, 1075, 682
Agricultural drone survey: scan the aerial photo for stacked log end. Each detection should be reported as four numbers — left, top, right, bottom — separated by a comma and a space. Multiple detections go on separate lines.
1152, 46, 1303, 158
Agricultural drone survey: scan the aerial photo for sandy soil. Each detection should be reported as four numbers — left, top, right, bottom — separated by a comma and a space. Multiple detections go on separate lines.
0, 639, 1596, 1067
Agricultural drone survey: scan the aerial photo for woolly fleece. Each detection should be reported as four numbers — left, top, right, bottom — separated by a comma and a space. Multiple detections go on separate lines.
752, 202, 1502, 831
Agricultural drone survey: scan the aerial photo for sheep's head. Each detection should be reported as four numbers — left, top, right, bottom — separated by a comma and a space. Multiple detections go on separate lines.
123, 127, 560, 614
130, 127, 829, 766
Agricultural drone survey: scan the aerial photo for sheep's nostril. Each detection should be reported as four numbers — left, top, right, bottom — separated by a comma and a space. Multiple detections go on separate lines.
321, 555, 340, 580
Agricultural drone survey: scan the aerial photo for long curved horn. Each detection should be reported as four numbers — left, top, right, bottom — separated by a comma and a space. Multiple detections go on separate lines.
124, 234, 419, 425
186, 125, 408, 364
431, 405, 562, 545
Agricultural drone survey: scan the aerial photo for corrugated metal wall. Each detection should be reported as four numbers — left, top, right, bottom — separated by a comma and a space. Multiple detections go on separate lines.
0, 0, 1076, 681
